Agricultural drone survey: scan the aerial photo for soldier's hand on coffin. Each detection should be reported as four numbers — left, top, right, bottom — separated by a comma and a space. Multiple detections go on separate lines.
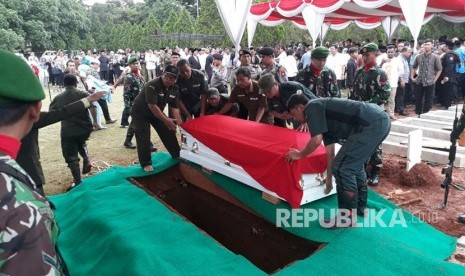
297, 122, 308, 132
285, 148, 302, 164
163, 117, 178, 131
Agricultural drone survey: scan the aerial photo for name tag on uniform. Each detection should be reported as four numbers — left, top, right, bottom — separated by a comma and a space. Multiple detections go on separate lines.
273, 104, 279, 107
250, 97, 258, 100
158, 93, 165, 96
193, 84, 200, 88
169, 95, 176, 98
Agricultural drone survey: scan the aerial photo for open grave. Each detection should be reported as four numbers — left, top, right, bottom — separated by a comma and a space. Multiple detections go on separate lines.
131, 164, 321, 274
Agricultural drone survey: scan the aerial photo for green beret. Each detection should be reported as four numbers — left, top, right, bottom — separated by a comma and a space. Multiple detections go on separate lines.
0, 50, 45, 103
127, 56, 138, 65
311, 46, 330, 59
360, 43, 378, 54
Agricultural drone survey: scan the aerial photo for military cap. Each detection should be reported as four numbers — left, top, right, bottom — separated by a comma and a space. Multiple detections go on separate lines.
212, 53, 223, 60
360, 43, 379, 54
0, 49, 45, 103
311, 46, 330, 59
171, 51, 181, 57
239, 48, 251, 56
258, 46, 275, 56
127, 56, 138, 65
258, 74, 276, 94
207, 87, 220, 99
164, 64, 179, 78
445, 40, 455, 49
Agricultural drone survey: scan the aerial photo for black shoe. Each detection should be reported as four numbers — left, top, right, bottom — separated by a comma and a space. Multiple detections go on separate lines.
459, 215, 465, 224
106, 119, 117, 124
124, 141, 136, 149
368, 174, 379, 186
357, 208, 367, 217
66, 182, 81, 192
82, 159, 92, 174
151, 146, 158, 153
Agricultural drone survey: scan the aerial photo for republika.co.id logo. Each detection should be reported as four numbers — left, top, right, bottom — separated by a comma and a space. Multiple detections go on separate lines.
275, 208, 434, 228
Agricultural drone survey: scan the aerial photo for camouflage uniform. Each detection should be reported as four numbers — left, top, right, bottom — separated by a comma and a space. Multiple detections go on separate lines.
230, 65, 261, 90
350, 65, 391, 171
295, 66, 341, 98
123, 72, 145, 139
0, 154, 64, 275
260, 64, 288, 84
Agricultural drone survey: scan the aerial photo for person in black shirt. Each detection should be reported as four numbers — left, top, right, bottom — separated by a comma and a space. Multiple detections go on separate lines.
205, 88, 238, 116
346, 47, 358, 95
131, 65, 182, 172
176, 59, 208, 120
439, 40, 460, 109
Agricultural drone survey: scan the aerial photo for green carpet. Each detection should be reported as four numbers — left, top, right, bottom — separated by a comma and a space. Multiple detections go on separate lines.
50, 152, 465, 275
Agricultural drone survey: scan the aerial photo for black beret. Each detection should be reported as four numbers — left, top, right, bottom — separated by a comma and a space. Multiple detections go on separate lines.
212, 53, 223, 60
258, 46, 275, 56
239, 49, 251, 56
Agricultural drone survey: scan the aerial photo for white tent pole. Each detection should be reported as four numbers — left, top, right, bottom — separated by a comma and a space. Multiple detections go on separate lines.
214, 0, 253, 50
247, 19, 257, 48
398, 0, 428, 52
302, 6, 325, 49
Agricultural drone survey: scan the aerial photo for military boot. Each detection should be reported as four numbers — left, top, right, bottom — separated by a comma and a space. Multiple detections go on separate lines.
357, 182, 368, 217
78, 145, 92, 174
322, 187, 357, 229
368, 167, 380, 186
124, 135, 136, 149
69, 163, 82, 186
82, 158, 92, 174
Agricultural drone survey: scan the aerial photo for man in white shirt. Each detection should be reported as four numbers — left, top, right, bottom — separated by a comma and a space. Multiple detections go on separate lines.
326, 45, 346, 89
381, 45, 404, 120
145, 49, 157, 81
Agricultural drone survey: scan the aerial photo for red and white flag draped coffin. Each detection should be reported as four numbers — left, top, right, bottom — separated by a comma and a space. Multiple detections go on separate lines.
179, 115, 336, 208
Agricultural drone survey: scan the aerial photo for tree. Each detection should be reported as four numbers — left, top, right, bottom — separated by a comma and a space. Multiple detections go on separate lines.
141, 14, 162, 50
162, 10, 178, 47
174, 9, 194, 34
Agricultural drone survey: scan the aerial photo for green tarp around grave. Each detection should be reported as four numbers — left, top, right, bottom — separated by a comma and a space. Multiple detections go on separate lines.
50, 152, 265, 276
50, 152, 465, 275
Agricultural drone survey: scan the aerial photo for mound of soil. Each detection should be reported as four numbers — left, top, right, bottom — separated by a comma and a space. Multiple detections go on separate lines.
399, 163, 442, 188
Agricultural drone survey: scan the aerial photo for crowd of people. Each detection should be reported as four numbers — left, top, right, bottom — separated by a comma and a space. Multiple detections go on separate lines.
2, 35, 465, 272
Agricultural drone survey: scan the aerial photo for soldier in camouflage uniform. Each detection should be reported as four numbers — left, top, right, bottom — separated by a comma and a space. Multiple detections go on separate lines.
229, 49, 261, 90
350, 43, 391, 187
123, 56, 145, 149
230, 49, 262, 119
0, 49, 66, 274
258, 47, 289, 127
295, 46, 341, 98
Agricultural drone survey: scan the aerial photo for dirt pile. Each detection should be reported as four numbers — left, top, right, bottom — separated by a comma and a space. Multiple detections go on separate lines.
399, 163, 442, 188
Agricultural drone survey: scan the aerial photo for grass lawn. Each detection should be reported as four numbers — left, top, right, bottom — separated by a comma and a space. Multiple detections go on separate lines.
40, 86, 165, 195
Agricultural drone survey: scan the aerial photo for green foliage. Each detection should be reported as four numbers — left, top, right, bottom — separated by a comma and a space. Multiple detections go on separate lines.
2, 0, 465, 54
0, 28, 24, 50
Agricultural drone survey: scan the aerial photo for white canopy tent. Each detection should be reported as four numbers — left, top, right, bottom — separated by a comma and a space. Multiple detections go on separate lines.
213, 0, 465, 49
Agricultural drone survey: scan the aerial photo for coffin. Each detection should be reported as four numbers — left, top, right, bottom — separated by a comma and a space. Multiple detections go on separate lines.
180, 115, 336, 208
